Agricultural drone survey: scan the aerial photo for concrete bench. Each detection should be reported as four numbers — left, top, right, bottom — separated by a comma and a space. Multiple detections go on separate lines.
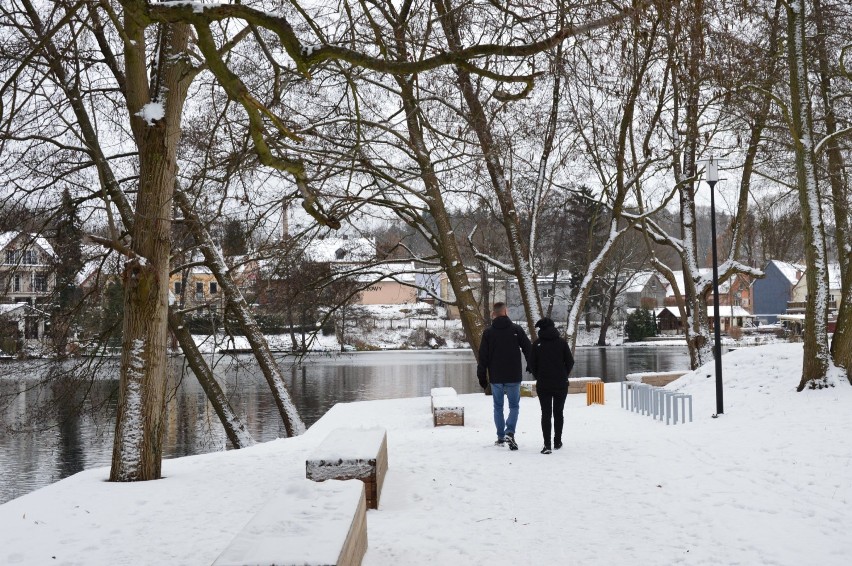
306, 427, 388, 510
432, 394, 464, 427
213, 479, 367, 566
568, 376, 602, 394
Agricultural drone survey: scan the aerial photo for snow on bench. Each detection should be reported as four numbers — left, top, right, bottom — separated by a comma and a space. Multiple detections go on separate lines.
213, 479, 367, 566
568, 376, 602, 394
432, 394, 464, 427
625, 371, 689, 387
430, 387, 457, 411
306, 427, 388, 510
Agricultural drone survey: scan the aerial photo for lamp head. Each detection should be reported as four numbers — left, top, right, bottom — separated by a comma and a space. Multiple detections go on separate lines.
707, 157, 719, 183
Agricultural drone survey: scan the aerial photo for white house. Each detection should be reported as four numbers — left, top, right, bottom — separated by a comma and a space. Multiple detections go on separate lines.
0, 232, 57, 306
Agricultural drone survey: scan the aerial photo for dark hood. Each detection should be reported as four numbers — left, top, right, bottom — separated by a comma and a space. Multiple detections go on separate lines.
492, 315, 512, 329
537, 325, 560, 340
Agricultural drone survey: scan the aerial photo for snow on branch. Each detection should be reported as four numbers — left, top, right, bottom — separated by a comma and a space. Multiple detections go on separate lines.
815, 125, 852, 156
467, 225, 514, 274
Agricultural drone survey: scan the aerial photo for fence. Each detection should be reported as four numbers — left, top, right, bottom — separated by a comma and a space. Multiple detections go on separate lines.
352, 318, 464, 331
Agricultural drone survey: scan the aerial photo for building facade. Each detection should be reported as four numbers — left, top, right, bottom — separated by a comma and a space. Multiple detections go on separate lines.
0, 232, 58, 346
751, 260, 804, 324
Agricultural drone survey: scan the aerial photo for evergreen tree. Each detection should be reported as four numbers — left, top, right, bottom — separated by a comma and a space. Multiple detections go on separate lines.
54, 188, 83, 309
50, 188, 84, 355
625, 308, 657, 342
221, 218, 248, 256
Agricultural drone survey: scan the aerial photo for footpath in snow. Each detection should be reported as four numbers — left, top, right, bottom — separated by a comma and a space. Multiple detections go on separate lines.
0, 343, 849, 565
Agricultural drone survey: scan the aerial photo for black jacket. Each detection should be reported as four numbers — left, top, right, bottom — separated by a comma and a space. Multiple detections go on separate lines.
528, 324, 574, 390
477, 316, 531, 387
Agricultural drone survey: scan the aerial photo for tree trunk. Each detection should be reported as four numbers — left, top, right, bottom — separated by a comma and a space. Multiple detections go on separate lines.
387, 30, 486, 357
173, 190, 305, 435
26, 3, 257, 462
667, 0, 712, 370
434, 0, 542, 336
814, 0, 852, 383
597, 280, 619, 346
110, 20, 191, 482
168, 310, 255, 448
787, 0, 831, 389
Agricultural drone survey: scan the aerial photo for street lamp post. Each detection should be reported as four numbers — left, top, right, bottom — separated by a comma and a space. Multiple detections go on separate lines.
702, 156, 724, 416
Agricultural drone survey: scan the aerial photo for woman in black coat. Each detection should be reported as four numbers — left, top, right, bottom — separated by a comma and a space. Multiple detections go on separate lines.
528, 318, 574, 454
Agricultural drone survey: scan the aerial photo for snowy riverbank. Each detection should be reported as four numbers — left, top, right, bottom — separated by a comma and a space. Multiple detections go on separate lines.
2, 343, 848, 565
189, 323, 783, 354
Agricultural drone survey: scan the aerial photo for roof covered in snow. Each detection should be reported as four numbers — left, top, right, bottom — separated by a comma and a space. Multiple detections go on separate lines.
0, 303, 28, 316
304, 237, 375, 263
768, 260, 805, 285
623, 271, 663, 294
0, 231, 56, 258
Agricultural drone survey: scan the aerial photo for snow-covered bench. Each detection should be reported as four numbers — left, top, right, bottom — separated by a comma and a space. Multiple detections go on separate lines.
568, 376, 602, 394
625, 370, 688, 387
430, 387, 457, 411
213, 479, 367, 566
306, 427, 388, 510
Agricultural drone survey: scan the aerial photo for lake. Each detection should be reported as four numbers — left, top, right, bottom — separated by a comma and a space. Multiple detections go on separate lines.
0, 345, 690, 503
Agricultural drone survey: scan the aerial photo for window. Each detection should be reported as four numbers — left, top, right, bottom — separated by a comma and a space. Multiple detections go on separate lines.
4, 250, 15, 264
174, 280, 182, 294
209, 282, 218, 294
21, 250, 37, 265
34, 273, 48, 292
13, 273, 21, 292
196, 282, 204, 294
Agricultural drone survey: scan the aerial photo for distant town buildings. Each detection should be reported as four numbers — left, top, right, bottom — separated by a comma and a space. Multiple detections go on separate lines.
0, 223, 840, 351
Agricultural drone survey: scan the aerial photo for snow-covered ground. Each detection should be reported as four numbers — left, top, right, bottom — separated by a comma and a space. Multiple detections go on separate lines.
2, 343, 848, 565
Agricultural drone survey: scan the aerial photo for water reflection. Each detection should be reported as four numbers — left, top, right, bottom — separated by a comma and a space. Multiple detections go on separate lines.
0, 346, 690, 503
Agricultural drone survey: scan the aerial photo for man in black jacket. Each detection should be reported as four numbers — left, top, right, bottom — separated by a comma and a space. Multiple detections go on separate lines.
477, 302, 531, 450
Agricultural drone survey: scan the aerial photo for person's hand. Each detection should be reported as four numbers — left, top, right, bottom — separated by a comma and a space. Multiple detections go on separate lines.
479, 377, 487, 389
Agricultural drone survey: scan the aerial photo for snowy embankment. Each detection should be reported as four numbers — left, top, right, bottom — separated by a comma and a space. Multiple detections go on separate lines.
1, 343, 849, 565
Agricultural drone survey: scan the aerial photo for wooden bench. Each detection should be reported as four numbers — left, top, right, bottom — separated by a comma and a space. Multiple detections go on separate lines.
306, 428, 388, 510
520, 380, 537, 397
586, 381, 605, 405
432, 394, 464, 427
213, 479, 367, 566
568, 376, 602, 394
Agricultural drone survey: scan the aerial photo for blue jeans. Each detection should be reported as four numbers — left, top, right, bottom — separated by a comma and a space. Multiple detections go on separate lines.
490, 382, 521, 438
